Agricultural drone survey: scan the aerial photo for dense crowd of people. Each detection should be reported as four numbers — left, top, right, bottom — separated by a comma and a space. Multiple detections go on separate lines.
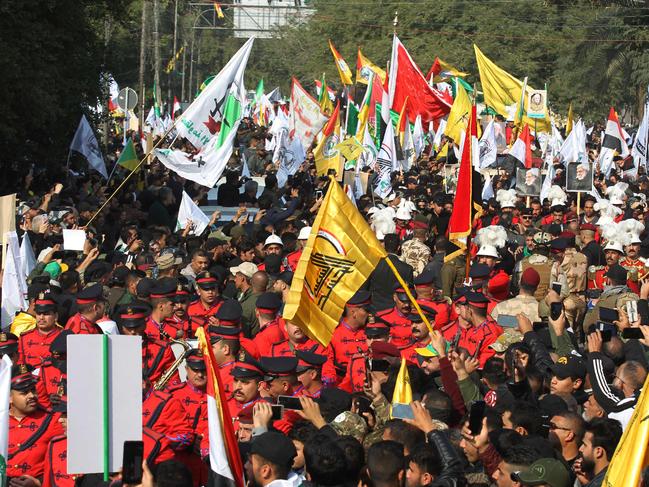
4, 108, 649, 487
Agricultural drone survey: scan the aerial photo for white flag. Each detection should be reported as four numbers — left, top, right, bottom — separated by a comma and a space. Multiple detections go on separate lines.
402, 123, 416, 171
540, 163, 556, 203
559, 119, 587, 164
0, 354, 12, 466
632, 86, 649, 171
19, 233, 36, 279
289, 79, 328, 150
70, 115, 107, 178
433, 119, 447, 150
241, 156, 251, 178
482, 173, 494, 201
1, 232, 28, 329
413, 115, 425, 158
374, 123, 396, 198
479, 120, 498, 169
176, 191, 210, 236
177, 38, 254, 149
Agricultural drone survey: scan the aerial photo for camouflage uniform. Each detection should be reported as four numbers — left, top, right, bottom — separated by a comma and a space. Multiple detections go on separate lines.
561, 249, 588, 329
329, 411, 368, 443
583, 285, 638, 332
441, 256, 466, 300
400, 239, 431, 277
491, 295, 541, 322
517, 254, 553, 302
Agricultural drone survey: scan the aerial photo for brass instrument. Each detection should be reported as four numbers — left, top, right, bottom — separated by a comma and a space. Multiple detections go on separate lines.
154, 337, 193, 390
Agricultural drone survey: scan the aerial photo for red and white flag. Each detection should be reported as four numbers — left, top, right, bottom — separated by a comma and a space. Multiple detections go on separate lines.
599, 107, 630, 175
388, 36, 452, 123
509, 124, 533, 169
196, 328, 244, 487
172, 96, 181, 120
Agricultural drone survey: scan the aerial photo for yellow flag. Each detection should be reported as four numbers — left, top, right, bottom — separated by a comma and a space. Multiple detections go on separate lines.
604, 374, 649, 486
433, 58, 468, 82
566, 102, 573, 135
436, 141, 448, 160
356, 48, 386, 85
335, 136, 364, 161
390, 358, 412, 418
474, 45, 550, 132
283, 179, 387, 346
329, 40, 353, 86
314, 102, 343, 177
444, 80, 472, 143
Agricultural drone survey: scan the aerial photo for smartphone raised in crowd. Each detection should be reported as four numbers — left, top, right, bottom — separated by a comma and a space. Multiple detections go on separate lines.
599, 307, 619, 324
497, 314, 518, 328
468, 401, 486, 436
550, 302, 563, 321
277, 395, 303, 411
122, 440, 144, 484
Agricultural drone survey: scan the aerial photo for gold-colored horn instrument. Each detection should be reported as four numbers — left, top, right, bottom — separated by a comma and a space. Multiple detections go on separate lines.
154, 337, 192, 391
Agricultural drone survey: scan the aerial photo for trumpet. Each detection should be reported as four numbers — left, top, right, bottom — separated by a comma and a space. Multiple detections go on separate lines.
154, 336, 193, 391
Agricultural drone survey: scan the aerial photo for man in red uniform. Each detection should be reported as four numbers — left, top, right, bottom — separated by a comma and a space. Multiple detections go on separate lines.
117, 304, 179, 386
401, 312, 437, 365
323, 290, 371, 384
36, 330, 71, 410
209, 325, 240, 396
64, 284, 106, 335
414, 271, 453, 330
212, 299, 259, 359
187, 271, 223, 323
376, 285, 415, 350
8, 364, 64, 483
259, 356, 299, 400
268, 320, 326, 357
228, 353, 265, 418
142, 380, 194, 454
168, 350, 209, 486
339, 341, 401, 393
285, 226, 310, 271
620, 226, 648, 294
165, 280, 193, 339
144, 278, 177, 340
459, 292, 503, 368
294, 349, 326, 398
253, 292, 286, 356
43, 401, 76, 487
588, 239, 624, 290
18, 293, 62, 367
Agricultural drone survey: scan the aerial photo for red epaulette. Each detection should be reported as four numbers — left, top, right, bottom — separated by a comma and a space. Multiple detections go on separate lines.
153, 390, 172, 401
165, 382, 185, 393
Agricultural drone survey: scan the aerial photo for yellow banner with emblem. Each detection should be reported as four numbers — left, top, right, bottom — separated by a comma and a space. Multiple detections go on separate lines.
283, 178, 387, 346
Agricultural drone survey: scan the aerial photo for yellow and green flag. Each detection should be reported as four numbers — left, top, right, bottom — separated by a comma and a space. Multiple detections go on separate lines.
117, 138, 140, 172
356, 48, 386, 85
390, 358, 413, 418
283, 177, 387, 346
314, 102, 342, 177
329, 40, 353, 86
444, 80, 472, 144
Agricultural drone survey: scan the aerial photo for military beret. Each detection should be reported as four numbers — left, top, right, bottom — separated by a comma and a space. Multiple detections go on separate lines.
370, 341, 400, 360
605, 264, 627, 283
250, 432, 297, 469
469, 264, 491, 279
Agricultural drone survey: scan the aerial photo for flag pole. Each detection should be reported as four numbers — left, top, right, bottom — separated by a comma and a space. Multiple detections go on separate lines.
577, 192, 581, 216
86, 122, 177, 226
102, 334, 109, 481
383, 256, 435, 335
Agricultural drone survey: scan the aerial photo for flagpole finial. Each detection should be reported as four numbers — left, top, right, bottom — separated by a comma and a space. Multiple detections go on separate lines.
393, 11, 399, 34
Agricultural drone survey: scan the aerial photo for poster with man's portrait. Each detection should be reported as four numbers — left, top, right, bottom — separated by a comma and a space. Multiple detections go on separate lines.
444, 165, 459, 194
527, 90, 547, 119
516, 168, 541, 196
566, 162, 593, 192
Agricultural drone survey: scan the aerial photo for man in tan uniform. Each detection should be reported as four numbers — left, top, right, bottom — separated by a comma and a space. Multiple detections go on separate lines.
560, 235, 588, 329
400, 222, 431, 277
491, 268, 542, 323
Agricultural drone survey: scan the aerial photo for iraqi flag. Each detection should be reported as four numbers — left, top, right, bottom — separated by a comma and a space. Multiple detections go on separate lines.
196, 328, 244, 487
172, 96, 182, 120
509, 124, 533, 169
388, 35, 452, 123
599, 107, 630, 175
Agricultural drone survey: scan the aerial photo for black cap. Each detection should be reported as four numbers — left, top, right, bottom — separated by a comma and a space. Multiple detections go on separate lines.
208, 326, 241, 344
196, 271, 220, 289
250, 432, 297, 469
606, 264, 628, 283
35, 292, 58, 313
117, 303, 150, 328
414, 271, 435, 288
28, 279, 50, 301
11, 364, 36, 391
469, 264, 491, 279
215, 299, 243, 324
256, 292, 282, 313
112, 266, 131, 286
277, 271, 294, 285
76, 283, 104, 305
136, 278, 155, 298
465, 291, 490, 308
231, 352, 264, 379
295, 349, 327, 373
0, 333, 18, 354
347, 290, 371, 308
185, 350, 206, 371
538, 394, 569, 419
521, 208, 533, 216
260, 356, 298, 378
393, 284, 415, 302
84, 261, 112, 283
548, 355, 586, 380
550, 238, 568, 251
365, 322, 390, 338
150, 278, 178, 299
50, 330, 74, 355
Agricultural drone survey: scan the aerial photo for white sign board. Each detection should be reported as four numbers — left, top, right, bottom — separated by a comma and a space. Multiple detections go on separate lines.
63, 229, 87, 251
67, 335, 142, 474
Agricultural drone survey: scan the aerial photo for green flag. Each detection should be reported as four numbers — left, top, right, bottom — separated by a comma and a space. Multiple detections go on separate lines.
255, 79, 264, 102
117, 138, 140, 172
346, 102, 359, 137
153, 81, 161, 117
216, 88, 242, 150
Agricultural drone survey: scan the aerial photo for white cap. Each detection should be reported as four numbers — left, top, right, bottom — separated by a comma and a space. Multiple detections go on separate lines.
264, 234, 284, 248
603, 240, 625, 254
229, 262, 259, 278
395, 206, 412, 221
609, 192, 625, 205
297, 226, 312, 240
477, 244, 500, 259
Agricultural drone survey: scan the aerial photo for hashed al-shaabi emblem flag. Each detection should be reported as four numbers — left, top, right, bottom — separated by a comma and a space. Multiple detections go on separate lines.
283, 178, 387, 346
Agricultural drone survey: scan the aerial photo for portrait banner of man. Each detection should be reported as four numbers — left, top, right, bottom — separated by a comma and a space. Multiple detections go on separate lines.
444, 164, 459, 194
566, 161, 594, 192
516, 167, 541, 196
527, 90, 547, 119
